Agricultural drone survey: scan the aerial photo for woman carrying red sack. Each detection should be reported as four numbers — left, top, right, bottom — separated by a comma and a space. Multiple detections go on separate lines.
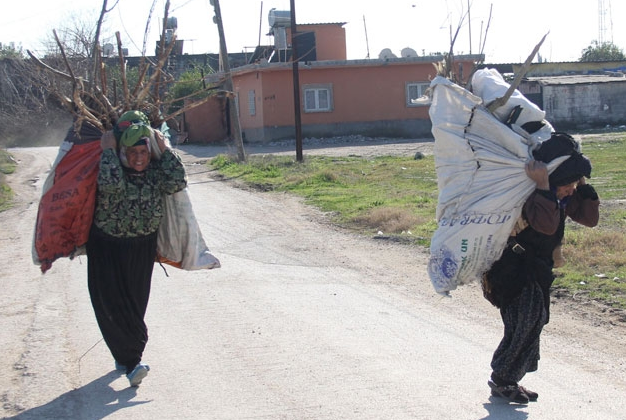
86, 111, 187, 387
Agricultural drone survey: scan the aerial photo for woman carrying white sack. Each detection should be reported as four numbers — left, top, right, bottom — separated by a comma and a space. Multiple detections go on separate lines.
481, 133, 599, 404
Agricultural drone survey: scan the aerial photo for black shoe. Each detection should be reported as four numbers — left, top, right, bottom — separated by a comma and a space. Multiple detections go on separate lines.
519, 385, 538, 401
488, 379, 529, 404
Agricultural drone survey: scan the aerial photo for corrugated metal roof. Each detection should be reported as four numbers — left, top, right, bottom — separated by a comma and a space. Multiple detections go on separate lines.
298, 22, 347, 27
526, 74, 626, 85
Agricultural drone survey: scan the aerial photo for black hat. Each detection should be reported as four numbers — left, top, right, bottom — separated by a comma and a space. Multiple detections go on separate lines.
549, 154, 592, 186
532, 132, 579, 162
533, 132, 592, 186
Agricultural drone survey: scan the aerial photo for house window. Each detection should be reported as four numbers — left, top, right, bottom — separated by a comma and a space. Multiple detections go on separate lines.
406, 82, 430, 107
303, 84, 333, 112
248, 90, 256, 116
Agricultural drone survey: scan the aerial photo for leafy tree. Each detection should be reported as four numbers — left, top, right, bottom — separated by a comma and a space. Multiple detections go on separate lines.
166, 65, 215, 113
580, 41, 626, 62
0, 43, 24, 59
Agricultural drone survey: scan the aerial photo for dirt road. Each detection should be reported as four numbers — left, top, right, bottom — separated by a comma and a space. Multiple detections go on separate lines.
1, 141, 625, 420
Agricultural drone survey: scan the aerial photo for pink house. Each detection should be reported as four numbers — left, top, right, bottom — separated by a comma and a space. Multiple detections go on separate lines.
185, 20, 481, 143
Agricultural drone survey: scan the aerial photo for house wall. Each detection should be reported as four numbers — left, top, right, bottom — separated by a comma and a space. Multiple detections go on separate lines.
287, 24, 347, 61
232, 59, 476, 142
183, 96, 228, 143
542, 81, 626, 130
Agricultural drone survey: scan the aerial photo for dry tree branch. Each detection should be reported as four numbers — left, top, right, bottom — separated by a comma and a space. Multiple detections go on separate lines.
152, 0, 172, 105
131, 61, 151, 98
142, 0, 159, 56
90, 0, 110, 88
129, 0, 159, 101
448, 11, 466, 56
115, 32, 130, 106
13, 55, 74, 112
90, 83, 117, 128
161, 90, 232, 122
20, 0, 222, 138
71, 79, 105, 131
434, 7, 469, 83
53, 29, 77, 82
99, 61, 108, 96
26, 50, 75, 82
487, 32, 549, 113
463, 3, 493, 89
478, 4, 493, 59
159, 84, 226, 108
134, 34, 177, 104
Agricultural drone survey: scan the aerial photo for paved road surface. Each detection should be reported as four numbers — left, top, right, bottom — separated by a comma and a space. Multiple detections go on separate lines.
1, 144, 625, 420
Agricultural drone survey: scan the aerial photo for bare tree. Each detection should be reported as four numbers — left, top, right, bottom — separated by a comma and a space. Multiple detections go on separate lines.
432, 1, 481, 86
22, 0, 228, 138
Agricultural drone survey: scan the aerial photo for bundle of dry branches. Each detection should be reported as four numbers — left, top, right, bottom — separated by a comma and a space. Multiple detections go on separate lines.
25, 0, 226, 137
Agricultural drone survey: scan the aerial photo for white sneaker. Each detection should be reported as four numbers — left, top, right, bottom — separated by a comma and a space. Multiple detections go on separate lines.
127, 363, 150, 387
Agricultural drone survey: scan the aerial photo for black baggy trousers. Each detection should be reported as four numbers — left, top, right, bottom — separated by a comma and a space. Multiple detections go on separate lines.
86, 225, 158, 374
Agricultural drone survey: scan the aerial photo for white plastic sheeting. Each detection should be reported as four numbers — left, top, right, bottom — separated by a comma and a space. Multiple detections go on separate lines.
471, 68, 554, 143
427, 73, 565, 295
150, 137, 221, 271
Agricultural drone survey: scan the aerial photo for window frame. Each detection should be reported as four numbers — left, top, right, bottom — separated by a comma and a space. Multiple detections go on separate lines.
302, 83, 333, 113
248, 90, 256, 116
405, 82, 430, 107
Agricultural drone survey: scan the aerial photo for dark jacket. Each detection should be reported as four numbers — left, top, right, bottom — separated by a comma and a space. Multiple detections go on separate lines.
92, 148, 188, 238
483, 184, 599, 313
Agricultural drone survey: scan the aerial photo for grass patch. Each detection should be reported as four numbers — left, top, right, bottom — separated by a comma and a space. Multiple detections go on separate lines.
0, 149, 16, 175
355, 207, 423, 234
0, 150, 16, 212
552, 134, 626, 308
555, 227, 626, 307
577, 137, 626, 200
210, 153, 438, 246
210, 134, 626, 309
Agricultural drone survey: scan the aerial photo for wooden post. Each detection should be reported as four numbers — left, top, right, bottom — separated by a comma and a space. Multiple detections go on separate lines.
290, 0, 303, 162
211, 0, 246, 161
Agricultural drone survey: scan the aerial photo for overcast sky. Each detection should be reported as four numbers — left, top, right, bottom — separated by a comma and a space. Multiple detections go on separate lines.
2, 0, 624, 63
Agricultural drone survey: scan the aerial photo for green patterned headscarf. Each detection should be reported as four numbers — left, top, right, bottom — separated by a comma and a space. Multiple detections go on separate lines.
118, 124, 153, 169
120, 124, 152, 147
114, 110, 150, 141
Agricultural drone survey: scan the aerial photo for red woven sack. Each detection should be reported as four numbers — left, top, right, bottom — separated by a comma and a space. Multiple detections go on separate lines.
34, 141, 102, 273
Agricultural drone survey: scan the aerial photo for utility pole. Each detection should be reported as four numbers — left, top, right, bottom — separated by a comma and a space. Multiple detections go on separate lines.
211, 0, 246, 161
290, 0, 303, 162
467, 0, 472, 54
363, 15, 370, 59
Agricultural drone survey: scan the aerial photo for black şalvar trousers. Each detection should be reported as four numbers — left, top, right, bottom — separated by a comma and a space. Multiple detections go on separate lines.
86, 225, 158, 374
491, 280, 548, 384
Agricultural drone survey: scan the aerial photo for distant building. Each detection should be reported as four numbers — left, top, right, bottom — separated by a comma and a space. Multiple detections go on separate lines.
184, 12, 481, 143
124, 11, 626, 143
519, 74, 626, 130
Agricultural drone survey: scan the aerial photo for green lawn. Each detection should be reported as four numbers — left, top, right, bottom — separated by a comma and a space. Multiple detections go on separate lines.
210, 134, 626, 309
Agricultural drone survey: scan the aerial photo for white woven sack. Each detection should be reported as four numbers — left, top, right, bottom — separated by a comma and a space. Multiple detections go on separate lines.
427, 77, 564, 295
150, 134, 220, 271
157, 188, 221, 270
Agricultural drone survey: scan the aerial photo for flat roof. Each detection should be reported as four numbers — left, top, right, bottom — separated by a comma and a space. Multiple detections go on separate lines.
230, 54, 484, 75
